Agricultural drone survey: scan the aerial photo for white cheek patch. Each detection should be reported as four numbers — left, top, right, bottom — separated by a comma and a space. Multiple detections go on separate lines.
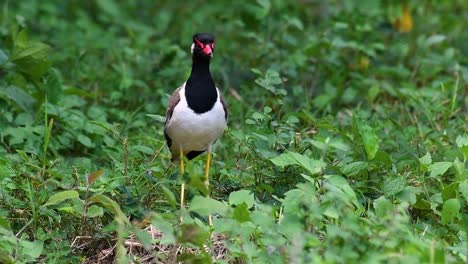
191, 43, 194, 54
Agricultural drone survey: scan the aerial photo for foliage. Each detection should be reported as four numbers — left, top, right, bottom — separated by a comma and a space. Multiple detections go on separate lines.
0, 0, 467, 263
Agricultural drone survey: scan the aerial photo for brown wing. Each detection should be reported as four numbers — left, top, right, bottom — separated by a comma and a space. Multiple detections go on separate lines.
164, 86, 182, 149
165, 86, 182, 124
220, 93, 228, 121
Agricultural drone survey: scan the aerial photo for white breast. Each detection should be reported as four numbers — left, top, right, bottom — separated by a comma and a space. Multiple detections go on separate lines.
165, 85, 226, 154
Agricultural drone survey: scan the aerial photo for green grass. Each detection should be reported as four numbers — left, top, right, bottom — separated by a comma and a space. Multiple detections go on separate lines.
0, 1, 467, 263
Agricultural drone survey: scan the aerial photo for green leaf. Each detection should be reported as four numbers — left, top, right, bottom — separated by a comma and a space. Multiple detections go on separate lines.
426, 34, 446, 46
146, 114, 165, 123
44, 68, 63, 104
383, 177, 406, 197
413, 195, 431, 210
419, 153, 432, 172
353, 114, 379, 160
232, 203, 251, 223
0, 216, 11, 230
442, 182, 459, 201
459, 181, 468, 203
429, 162, 452, 178
229, 190, 255, 209
77, 134, 95, 148
441, 198, 460, 225
4, 85, 36, 111
43, 190, 79, 207
325, 175, 363, 211
373, 196, 394, 217
20, 240, 43, 261
89, 194, 130, 225
86, 205, 104, 218
161, 185, 177, 208
270, 151, 326, 175
456, 134, 468, 159
342, 161, 368, 177
96, 0, 121, 19
178, 252, 213, 264
150, 215, 176, 244
135, 229, 152, 249
453, 158, 465, 177
374, 150, 392, 168
178, 223, 210, 247
10, 37, 51, 80
130, 145, 154, 155
0, 48, 8, 65
10, 41, 49, 61
189, 196, 228, 216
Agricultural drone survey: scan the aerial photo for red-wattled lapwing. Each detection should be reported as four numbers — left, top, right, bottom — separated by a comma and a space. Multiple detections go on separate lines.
164, 33, 228, 224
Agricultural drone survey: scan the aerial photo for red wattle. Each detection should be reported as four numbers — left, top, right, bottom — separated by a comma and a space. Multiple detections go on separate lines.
202, 45, 212, 55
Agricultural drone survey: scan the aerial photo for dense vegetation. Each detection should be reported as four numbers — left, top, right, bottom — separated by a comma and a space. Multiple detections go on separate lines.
0, 1, 467, 263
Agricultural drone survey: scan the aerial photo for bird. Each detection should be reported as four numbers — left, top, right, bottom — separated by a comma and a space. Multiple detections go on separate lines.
164, 33, 228, 224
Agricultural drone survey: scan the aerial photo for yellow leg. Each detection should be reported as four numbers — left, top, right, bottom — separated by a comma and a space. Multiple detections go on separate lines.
179, 147, 185, 223
205, 147, 213, 226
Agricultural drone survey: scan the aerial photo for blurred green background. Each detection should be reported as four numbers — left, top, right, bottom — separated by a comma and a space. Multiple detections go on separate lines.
0, 0, 467, 263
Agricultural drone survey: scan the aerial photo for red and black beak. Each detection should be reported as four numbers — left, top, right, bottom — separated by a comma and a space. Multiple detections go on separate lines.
194, 38, 214, 56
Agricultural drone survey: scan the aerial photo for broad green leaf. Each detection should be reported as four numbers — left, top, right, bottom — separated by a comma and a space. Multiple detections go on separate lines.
96, 0, 121, 19
135, 229, 152, 249
441, 198, 460, 225
151, 215, 176, 244
460, 181, 468, 202
77, 134, 94, 148
10, 39, 51, 80
396, 186, 418, 204
353, 114, 379, 160
0, 216, 11, 230
374, 196, 394, 217
442, 182, 459, 201
86, 205, 104, 218
229, 189, 255, 208
20, 240, 43, 260
383, 177, 406, 197
270, 151, 326, 175
325, 175, 363, 211
429, 162, 452, 178
419, 153, 432, 172
177, 223, 210, 247
189, 196, 228, 216
43, 190, 79, 207
455, 134, 468, 159
413, 195, 431, 210
323, 207, 339, 219
232, 203, 251, 223
342, 161, 368, 177
374, 150, 392, 168
130, 145, 154, 155
282, 182, 317, 215
5, 85, 36, 111
426, 34, 446, 46
10, 41, 49, 61
453, 158, 465, 177
89, 194, 130, 225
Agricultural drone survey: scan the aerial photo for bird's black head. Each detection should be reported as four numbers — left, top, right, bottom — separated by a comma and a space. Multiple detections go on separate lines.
191, 33, 215, 61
